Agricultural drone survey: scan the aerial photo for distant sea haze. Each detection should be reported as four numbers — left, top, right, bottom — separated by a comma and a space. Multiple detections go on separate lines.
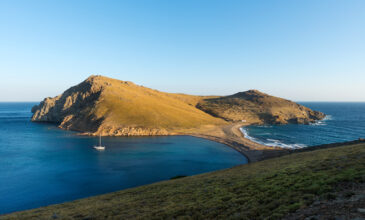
242, 102, 365, 149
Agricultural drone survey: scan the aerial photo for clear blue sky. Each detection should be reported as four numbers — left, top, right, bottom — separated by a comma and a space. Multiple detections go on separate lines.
0, 0, 364, 101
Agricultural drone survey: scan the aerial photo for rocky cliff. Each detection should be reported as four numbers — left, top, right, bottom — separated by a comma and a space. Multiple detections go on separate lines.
31, 76, 325, 136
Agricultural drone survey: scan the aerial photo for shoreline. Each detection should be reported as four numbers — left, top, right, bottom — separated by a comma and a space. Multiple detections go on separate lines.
188, 124, 365, 162
76, 122, 290, 162
238, 126, 307, 149
39, 120, 359, 163
36, 120, 268, 162
183, 123, 290, 162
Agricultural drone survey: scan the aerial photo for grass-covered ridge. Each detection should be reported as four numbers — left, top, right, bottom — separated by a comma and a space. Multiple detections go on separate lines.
31, 75, 226, 135
3, 143, 364, 219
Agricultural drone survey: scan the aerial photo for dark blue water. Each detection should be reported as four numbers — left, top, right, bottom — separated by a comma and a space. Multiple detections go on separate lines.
243, 102, 365, 148
0, 103, 247, 214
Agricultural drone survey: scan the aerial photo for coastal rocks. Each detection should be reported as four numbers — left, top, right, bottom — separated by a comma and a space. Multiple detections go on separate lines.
197, 90, 325, 125
95, 126, 169, 136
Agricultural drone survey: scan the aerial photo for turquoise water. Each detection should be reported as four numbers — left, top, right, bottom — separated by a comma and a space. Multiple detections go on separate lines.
243, 102, 365, 148
0, 103, 247, 214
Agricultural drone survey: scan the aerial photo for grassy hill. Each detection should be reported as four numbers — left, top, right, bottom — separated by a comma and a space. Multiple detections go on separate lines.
197, 90, 325, 124
3, 143, 364, 219
31, 75, 226, 135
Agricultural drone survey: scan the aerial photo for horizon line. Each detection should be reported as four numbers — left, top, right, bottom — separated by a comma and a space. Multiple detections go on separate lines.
1, 100, 365, 103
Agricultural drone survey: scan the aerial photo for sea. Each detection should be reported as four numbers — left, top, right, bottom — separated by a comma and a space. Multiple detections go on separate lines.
1, 102, 364, 214
0, 102, 247, 214
242, 102, 365, 149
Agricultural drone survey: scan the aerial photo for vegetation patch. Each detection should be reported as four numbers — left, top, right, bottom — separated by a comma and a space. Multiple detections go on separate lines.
170, 175, 187, 180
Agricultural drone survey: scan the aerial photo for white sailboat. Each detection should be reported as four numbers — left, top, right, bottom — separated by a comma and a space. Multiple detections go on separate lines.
93, 134, 105, 150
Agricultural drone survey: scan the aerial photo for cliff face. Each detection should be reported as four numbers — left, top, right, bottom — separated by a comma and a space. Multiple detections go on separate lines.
31, 76, 325, 136
196, 90, 325, 125
31, 78, 104, 132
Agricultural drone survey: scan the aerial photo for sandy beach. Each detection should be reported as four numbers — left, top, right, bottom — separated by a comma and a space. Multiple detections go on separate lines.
184, 123, 291, 162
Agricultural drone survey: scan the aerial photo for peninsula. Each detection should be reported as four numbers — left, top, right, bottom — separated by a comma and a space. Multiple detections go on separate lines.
31, 75, 325, 161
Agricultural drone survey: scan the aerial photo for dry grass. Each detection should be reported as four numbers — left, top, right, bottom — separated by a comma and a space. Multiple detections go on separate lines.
197, 90, 325, 124
72, 76, 226, 133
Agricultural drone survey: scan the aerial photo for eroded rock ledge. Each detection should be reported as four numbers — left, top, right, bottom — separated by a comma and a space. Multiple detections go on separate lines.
86, 126, 169, 136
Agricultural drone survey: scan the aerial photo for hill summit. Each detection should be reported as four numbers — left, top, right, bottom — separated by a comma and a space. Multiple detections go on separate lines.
197, 89, 325, 124
31, 75, 325, 136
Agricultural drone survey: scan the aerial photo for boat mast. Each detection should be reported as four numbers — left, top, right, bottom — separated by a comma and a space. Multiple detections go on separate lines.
99, 134, 101, 146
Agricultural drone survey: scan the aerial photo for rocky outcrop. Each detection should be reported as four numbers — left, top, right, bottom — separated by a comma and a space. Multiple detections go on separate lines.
197, 90, 325, 125
31, 76, 105, 132
91, 126, 169, 136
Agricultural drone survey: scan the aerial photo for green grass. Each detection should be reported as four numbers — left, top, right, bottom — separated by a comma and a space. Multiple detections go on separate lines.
2, 143, 364, 219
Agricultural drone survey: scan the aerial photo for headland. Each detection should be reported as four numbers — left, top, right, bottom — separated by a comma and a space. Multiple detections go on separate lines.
31, 75, 326, 161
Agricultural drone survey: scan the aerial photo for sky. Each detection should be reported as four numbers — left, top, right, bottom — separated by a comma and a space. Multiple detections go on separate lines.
0, 0, 364, 102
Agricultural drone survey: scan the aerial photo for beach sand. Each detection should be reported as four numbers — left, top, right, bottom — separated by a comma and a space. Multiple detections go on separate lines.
180, 123, 291, 162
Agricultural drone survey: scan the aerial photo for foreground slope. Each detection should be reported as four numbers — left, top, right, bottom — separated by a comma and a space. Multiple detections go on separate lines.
3, 143, 364, 219
31, 75, 226, 135
31, 75, 325, 136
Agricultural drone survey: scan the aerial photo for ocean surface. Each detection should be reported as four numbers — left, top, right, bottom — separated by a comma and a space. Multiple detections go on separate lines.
243, 102, 365, 148
0, 102, 248, 214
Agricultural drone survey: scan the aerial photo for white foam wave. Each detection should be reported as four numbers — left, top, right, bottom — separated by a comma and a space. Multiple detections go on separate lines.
239, 127, 306, 149
310, 115, 332, 126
